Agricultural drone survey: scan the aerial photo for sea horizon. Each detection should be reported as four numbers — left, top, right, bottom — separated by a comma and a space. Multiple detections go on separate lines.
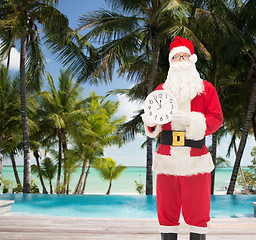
1, 166, 246, 195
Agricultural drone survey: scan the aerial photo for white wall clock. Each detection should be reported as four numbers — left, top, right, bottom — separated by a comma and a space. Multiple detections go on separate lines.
144, 90, 178, 124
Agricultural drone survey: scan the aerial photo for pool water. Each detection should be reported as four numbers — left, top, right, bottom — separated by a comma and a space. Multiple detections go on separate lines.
0, 194, 255, 218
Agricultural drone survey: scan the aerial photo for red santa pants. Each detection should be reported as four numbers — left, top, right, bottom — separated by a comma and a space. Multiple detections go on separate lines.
156, 173, 211, 234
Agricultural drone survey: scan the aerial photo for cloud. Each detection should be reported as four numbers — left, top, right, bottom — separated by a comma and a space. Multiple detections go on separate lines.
2, 47, 20, 71
117, 94, 143, 120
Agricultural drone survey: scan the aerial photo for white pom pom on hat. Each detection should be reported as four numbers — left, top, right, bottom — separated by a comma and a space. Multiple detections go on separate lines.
169, 36, 197, 63
189, 54, 197, 63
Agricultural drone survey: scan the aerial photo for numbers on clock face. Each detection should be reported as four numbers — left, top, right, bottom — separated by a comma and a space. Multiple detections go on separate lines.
144, 90, 177, 124
147, 93, 175, 110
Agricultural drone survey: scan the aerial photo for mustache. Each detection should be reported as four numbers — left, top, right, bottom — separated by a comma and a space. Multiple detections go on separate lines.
171, 60, 193, 71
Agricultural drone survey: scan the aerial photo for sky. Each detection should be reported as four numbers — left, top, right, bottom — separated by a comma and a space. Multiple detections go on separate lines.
2, 0, 255, 167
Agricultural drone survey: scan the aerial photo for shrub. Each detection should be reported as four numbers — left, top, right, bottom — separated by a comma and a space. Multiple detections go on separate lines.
12, 184, 23, 193
134, 180, 145, 195
2, 179, 13, 193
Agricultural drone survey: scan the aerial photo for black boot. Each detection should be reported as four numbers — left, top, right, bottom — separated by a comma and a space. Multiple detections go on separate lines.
161, 233, 177, 240
190, 232, 206, 240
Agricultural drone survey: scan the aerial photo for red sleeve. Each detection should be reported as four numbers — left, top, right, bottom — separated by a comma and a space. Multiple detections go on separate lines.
204, 83, 223, 136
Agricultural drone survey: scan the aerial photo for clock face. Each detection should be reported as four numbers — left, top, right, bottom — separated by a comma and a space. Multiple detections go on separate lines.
144, 90, 177, 124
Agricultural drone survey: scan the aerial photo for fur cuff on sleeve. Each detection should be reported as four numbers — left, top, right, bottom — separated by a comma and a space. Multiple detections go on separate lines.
144, 124, 162, 138
185, 112, 206, 140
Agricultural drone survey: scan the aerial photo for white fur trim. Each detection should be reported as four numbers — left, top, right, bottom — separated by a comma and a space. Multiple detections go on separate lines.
186, 112, 206, 141
152, 152, 214, 176
159, 225, 179, 233
170, 146, 190, 158
189, 54, 197, 63
144, 124, 162, 138
169, 46, 191, 61
190, 225, 208, 234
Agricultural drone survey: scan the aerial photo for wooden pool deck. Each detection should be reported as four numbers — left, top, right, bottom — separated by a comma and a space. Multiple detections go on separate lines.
0, 216, 255, 240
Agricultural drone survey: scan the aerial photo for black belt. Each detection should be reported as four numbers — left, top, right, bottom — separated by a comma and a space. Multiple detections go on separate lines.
160, 130, 205, 149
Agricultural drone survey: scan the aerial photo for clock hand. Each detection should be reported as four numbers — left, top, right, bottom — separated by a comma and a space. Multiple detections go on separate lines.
154, 98, 162, 108
157, 100, 171, 110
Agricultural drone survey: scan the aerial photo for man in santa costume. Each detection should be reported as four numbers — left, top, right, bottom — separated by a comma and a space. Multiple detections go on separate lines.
141, 36, 223, 240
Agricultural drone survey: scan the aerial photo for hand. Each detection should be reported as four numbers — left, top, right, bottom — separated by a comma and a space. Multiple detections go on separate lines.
172, 110, 191, 126
141, 113, 156, 127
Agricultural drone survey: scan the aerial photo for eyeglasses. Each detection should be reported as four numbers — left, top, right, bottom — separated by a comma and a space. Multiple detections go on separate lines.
172, 54, 190, 61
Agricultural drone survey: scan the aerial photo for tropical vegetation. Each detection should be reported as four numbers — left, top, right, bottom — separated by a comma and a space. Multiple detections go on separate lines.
0, 0, 73, 193
31, 157, 57, 194
134, 180, 145, 195
75, 0, 256, 195
94, 157, 126, 195
0, 0, 255, 195
0, 65, 125, 194
238, 147, 256, 190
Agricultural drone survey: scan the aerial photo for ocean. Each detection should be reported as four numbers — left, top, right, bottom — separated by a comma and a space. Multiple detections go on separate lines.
0, 167, 244, 194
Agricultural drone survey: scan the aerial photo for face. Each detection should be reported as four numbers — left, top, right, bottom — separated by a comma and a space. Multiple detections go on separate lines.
172, 52, 190, 62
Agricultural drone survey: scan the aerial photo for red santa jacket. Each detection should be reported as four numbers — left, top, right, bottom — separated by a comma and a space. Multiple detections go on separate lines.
144, 80, 223, 176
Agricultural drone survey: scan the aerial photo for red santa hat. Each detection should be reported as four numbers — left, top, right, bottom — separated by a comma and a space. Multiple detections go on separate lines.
169, 36, 197, 63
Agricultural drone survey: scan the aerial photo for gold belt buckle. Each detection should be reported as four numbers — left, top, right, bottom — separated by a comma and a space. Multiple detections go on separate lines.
172, 131, 185, 146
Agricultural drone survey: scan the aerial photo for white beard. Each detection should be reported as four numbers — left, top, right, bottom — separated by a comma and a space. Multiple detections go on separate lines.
163, 60, 204, 104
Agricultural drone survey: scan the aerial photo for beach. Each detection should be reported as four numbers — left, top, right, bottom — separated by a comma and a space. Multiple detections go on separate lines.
1, 167, 244, 194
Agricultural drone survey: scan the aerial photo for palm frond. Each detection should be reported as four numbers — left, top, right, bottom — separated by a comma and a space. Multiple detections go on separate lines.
226, 130, 237, 157
26, 37, 45, 93
78, 9, 139, 42
117, 109, 144, 143
44, 31, 100, 84
112, 165, 126, 179
36, 2, 69, 37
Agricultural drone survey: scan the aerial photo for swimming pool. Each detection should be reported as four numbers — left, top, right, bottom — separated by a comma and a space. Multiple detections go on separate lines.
0, 194, 255, 218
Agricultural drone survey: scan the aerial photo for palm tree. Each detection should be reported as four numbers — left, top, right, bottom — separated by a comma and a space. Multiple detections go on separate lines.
77, 0, 249, 195
61, 149, 81, 194
0, 64, 40, 189
94, 157, 126, 195
71, 92, 125, 194
71, 135, 104, 195
224, 0, 256, 194
227, 61, 256, 194
39, 69, 87, 192
71, 137, 96, 194
76, 0, 194, 195
32, 157, 57, 194
0, 0, 71, 193
32, 148, 48, 194
181, 0, 250, 194
205, 0, 256, 195
219, 80, 253, 194
0, 64, 23, 186
29, 111, 50, 194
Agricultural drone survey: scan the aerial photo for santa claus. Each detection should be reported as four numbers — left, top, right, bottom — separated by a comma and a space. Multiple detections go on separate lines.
141, 36, 223, 240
